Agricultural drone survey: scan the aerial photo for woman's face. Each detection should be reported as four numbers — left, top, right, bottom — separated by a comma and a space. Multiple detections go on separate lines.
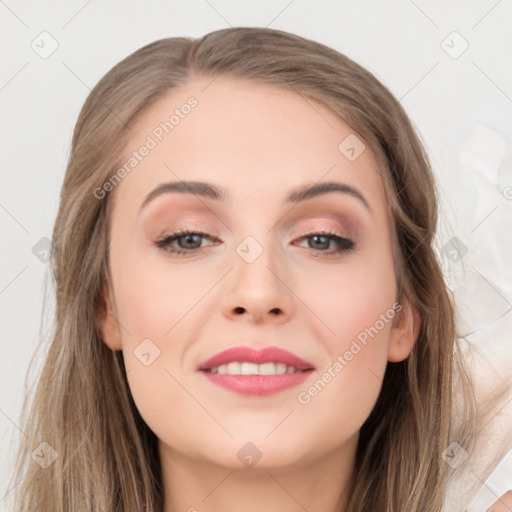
101, 77, 415, 471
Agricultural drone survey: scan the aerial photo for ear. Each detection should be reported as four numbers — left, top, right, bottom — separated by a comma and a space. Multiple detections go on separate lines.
98, 283, 123, 351
387, 297, 421, 362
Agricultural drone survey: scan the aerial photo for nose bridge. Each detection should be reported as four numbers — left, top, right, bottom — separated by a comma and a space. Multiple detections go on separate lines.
220, 223, 294, 322
228, 191, 280, 274
232, 231, 279, 291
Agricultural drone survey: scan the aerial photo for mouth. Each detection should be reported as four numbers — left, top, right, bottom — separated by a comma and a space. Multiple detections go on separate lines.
198, 346, 315, 396
205, 362, 307, 375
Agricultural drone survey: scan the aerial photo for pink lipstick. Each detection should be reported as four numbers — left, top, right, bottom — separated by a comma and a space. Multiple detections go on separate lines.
198, 346, 315, 396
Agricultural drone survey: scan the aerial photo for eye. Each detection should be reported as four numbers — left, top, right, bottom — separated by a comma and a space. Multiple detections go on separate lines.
294, 230, 355, 257
154, 228, 355, 258
155, 228, 219, 256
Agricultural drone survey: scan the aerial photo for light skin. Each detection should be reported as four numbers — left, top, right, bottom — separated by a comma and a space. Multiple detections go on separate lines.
487, 491, 512, 512
99, 77, 420, 511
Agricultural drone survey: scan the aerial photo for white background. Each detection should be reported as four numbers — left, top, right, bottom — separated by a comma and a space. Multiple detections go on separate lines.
1, 1, 511, 510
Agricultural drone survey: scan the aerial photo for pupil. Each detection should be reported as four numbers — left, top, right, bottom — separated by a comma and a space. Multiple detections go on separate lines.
311, 235, 329, 250
183, 234, 199, 248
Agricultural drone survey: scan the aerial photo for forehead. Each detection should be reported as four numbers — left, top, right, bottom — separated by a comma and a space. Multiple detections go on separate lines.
111, 77, 385, 214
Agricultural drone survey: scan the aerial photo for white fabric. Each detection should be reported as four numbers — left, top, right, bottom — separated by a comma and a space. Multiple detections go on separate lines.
441, 124, 512, 511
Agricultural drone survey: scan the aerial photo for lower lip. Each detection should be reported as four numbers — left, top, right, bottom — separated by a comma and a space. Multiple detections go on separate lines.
201, 371, 313, 396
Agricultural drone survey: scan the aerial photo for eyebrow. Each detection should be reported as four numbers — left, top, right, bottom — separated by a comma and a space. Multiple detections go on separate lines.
139, 180, 370, 211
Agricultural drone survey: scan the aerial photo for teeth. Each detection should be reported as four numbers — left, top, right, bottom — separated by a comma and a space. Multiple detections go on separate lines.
211, 362, 300, 375
276, 363, 288, 374
226, 362, 241, 374
240, 362, 259, 375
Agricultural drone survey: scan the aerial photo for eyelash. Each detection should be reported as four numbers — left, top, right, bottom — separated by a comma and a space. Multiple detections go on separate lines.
155, 227, 355, 258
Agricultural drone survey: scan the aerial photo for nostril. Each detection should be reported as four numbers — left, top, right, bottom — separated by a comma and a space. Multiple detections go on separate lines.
234, 307, 245, 314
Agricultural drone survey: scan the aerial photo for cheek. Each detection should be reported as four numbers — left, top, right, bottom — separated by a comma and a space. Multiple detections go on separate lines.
123, 361, 212, 461
298, 248, 397, 349
111, 242, 214, 348
290, 252, 396, 441
111, 247, 218, 442
294, 345, 387, 460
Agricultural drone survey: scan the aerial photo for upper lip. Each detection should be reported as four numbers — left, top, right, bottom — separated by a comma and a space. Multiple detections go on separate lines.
198, 346, 315, 371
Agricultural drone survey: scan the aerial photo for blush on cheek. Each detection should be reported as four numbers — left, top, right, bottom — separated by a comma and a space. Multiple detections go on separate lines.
315, 287, 396, 349
114, 271, 177, 337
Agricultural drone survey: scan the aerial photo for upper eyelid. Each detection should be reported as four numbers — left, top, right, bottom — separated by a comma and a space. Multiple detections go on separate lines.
152, 211, 357, 234
145, 199, 361, 225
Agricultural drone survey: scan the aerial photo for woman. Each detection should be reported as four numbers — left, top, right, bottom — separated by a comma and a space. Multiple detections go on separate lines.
10, 26, 508, 511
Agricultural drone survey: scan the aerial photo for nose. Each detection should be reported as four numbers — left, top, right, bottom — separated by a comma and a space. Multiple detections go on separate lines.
221, 236, 295, 325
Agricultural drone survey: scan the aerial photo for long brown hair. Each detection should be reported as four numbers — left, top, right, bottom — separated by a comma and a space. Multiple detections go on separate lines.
10, 27, 475, 511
